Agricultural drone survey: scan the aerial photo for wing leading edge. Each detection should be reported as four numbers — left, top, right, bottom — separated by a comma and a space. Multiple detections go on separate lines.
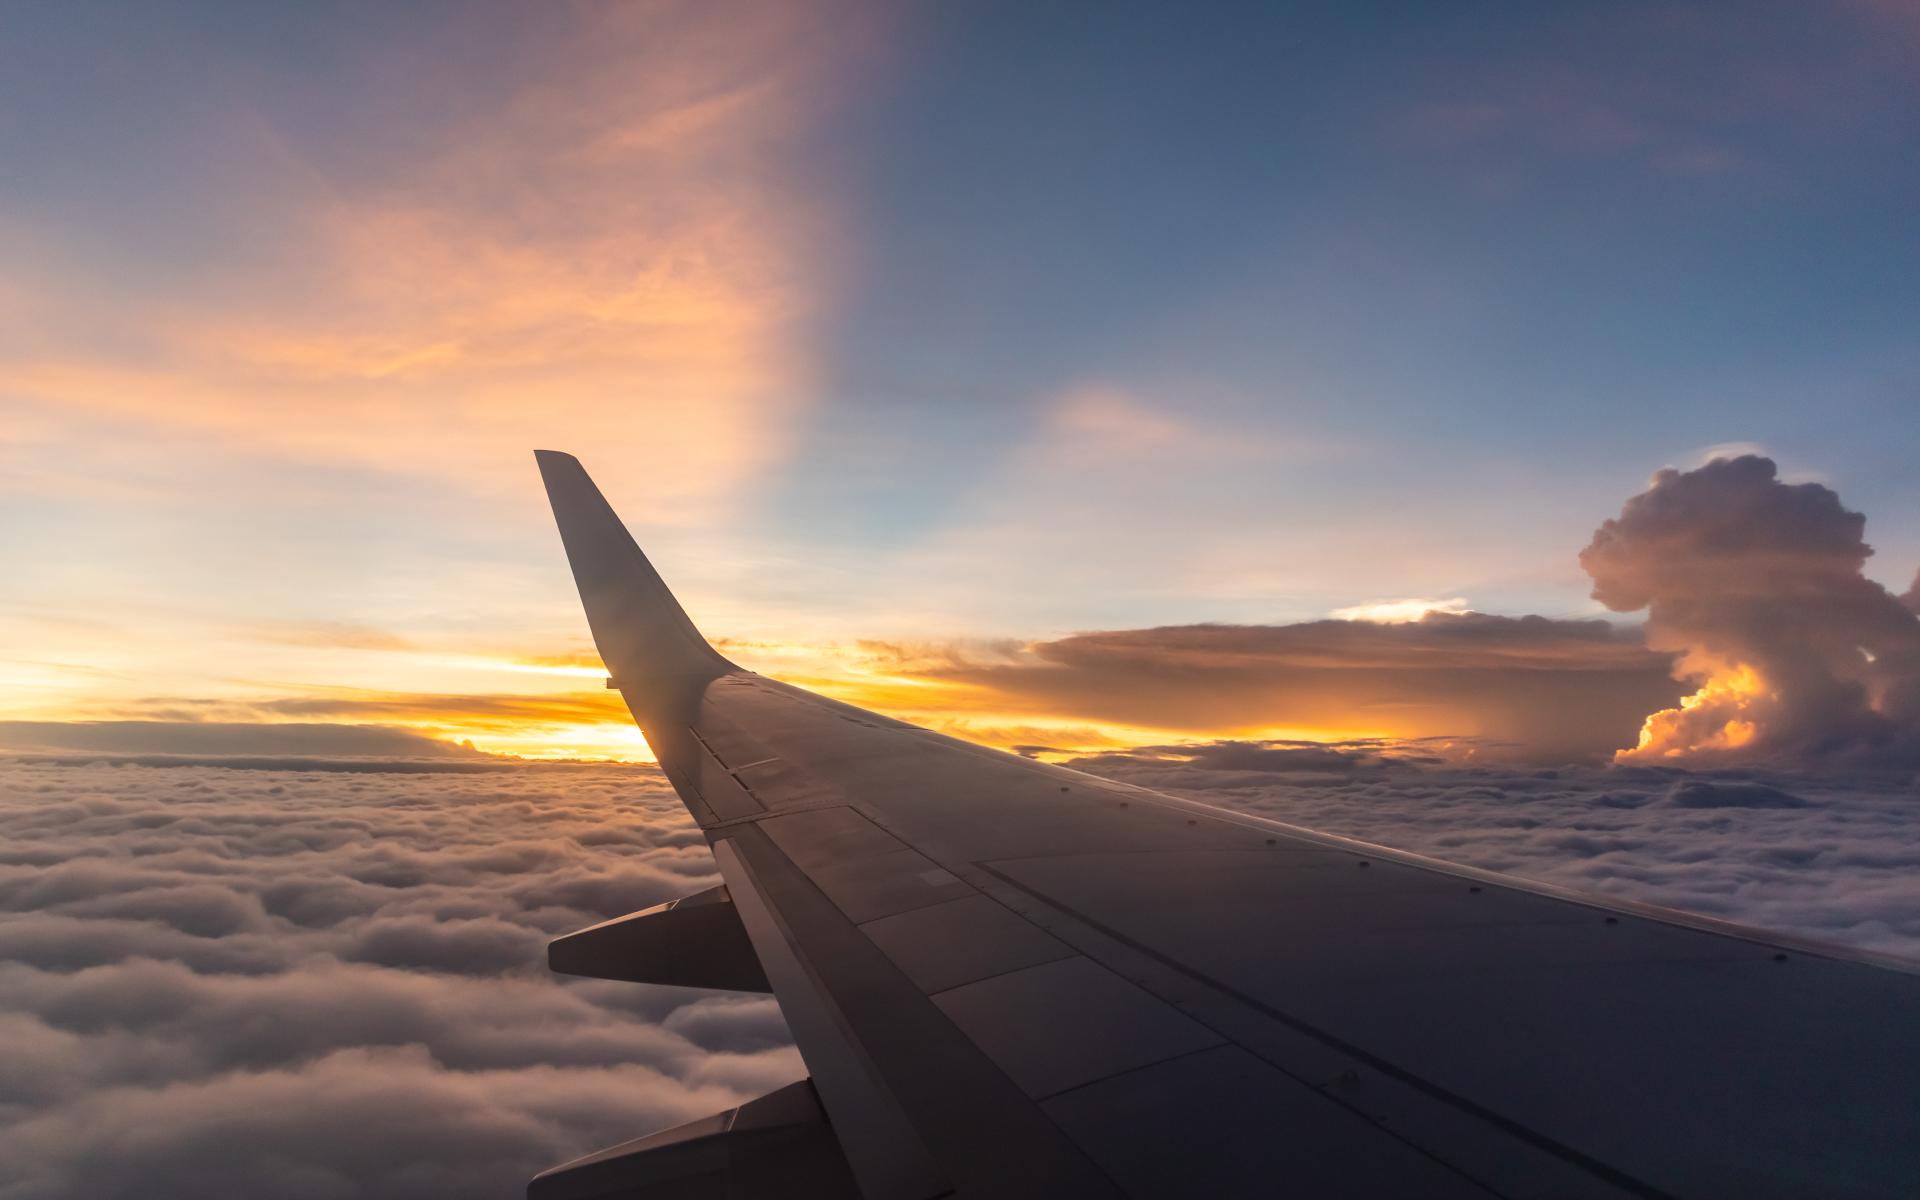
531, 450, 1920, 1200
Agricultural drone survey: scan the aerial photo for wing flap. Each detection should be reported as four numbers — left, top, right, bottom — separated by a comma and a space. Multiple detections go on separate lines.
547, 885, 771, 993
526, 1079, 859, 1200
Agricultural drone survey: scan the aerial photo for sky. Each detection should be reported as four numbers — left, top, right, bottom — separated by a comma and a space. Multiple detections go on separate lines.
7, 8, 1920, 1193
6, 0, 1920, 762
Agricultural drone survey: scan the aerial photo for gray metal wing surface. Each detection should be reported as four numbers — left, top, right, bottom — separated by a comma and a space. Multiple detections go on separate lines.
529, 450, 1920, 1200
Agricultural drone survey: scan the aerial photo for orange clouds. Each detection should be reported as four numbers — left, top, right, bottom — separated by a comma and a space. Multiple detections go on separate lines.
5, 0, 881, 515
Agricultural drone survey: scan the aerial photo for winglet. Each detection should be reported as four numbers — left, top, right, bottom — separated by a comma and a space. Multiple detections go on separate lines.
534, 451, 737, 721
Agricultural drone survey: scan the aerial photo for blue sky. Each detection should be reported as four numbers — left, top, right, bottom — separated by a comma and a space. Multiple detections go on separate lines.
3, 0, 1918, 755
786, 0, 1920, 579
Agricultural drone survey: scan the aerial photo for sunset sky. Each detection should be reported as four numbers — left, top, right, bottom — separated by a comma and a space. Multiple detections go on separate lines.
7, 0, 1920, 761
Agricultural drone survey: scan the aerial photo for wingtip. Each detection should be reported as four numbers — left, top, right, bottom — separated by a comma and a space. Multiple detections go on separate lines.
534, 450, 738, 701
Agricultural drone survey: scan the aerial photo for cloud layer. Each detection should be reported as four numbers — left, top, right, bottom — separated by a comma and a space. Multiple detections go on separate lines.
0, 759, 800, 1200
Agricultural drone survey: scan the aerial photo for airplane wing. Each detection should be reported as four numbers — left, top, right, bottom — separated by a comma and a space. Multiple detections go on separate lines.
527, 450, 1920, 1200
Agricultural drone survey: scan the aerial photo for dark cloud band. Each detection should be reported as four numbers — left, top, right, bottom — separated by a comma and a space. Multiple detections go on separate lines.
865, 613, 1683, 763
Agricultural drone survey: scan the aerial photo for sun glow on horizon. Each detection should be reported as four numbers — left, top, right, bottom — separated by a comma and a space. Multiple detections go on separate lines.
1330, 598, 1475, 623
465, 723, 655, 763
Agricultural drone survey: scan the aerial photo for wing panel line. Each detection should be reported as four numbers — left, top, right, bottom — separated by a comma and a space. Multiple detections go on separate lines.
720, 825, 1131, 1199
711, 837, 950, 1200
973, 861, 1679, 1200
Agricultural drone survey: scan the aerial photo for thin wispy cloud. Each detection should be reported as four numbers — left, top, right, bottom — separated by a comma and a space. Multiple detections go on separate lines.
4, 1, 871, 510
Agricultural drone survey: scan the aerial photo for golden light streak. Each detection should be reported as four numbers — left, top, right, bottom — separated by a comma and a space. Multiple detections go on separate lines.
268, 688, 653, 761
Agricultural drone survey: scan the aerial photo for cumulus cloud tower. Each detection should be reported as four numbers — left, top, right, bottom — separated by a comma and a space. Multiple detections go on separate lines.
1581, 455, 1920, 763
